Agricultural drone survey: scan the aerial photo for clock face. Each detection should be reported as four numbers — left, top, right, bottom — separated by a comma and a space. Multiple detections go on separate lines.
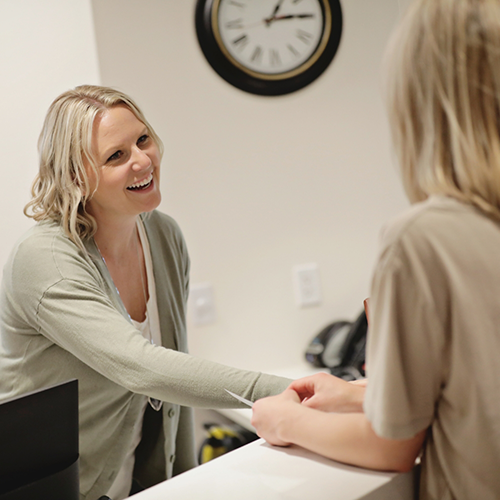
214, 0, 327, 78
195, 0, 343, 95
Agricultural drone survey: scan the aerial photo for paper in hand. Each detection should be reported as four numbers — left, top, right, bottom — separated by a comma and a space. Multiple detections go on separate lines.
224, 389, 254, 407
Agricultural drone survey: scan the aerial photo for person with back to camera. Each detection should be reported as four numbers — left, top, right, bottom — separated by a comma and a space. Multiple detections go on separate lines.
0, 85, 291, 500
251, 0, 500, 498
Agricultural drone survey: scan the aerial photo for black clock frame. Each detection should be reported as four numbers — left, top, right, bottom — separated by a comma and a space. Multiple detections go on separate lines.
195, 0, 343, 96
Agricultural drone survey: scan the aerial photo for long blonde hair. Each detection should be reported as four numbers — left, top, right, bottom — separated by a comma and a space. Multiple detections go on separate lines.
386, 0, 500, 219
24, 85, 164, 250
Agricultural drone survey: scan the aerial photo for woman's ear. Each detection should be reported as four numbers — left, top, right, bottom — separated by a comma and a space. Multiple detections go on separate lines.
363, 298, 370, 326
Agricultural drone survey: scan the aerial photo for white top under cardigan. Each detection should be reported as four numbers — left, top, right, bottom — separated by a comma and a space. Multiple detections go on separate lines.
108, 219, 162, 500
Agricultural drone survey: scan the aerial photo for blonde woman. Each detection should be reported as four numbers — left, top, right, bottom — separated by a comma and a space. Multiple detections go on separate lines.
0, 85, 290, 500
251, 1, 500, 499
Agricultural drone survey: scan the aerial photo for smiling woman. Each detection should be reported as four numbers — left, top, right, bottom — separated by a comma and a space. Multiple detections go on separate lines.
0, 85, 291, 500
85, 105, 162, 234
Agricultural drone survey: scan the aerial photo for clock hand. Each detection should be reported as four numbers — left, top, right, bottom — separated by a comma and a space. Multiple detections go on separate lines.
270, 0, 285, 18
274, 14, 315, 21
264, 0, 285, 25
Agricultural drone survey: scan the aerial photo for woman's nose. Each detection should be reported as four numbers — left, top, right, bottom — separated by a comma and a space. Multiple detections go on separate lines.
131, 146, 151, 171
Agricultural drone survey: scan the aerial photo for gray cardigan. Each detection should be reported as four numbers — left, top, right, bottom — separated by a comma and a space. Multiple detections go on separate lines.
0, 211, 290, 500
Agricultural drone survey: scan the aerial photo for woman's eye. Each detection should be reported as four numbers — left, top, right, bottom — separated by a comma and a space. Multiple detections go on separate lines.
137, 134, 149, 145
106, 151, 121, 163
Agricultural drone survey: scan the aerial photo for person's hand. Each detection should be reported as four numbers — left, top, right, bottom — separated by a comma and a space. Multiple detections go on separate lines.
251, 389, 301, 446
288, 372, 365, 413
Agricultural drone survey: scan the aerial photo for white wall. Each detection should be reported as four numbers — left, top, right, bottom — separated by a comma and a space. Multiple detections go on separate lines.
90, 0, 411, 372
0, 0, 101, 268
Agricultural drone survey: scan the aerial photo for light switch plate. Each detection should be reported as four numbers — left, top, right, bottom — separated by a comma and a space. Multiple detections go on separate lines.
189, 283, 217, 326
292, 263, 322, 307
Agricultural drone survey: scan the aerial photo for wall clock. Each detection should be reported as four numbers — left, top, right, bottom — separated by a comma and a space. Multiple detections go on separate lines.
195, 0, 343, 96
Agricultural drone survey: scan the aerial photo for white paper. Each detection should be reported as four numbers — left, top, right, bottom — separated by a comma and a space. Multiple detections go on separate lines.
225, 389, 254, 407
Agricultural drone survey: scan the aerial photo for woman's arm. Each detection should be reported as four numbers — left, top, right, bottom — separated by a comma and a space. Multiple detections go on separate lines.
251, 389, 426, 473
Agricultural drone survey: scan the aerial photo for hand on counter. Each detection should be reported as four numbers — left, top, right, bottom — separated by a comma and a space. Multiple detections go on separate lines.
251, 372, 366, 448
289, 373, 366, 413
251, 389, 301, 447
251, 378, 425, 473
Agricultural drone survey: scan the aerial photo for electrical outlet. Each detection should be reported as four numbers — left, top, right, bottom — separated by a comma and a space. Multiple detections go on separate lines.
189, 283, 216, 326
292, 263, 322, 307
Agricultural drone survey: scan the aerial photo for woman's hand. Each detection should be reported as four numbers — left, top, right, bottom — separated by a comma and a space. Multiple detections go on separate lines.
251, 389, 302, 446
288, 372, 366, 413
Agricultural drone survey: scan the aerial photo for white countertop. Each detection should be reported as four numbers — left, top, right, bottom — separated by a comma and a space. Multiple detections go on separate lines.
129, 438, 415, 500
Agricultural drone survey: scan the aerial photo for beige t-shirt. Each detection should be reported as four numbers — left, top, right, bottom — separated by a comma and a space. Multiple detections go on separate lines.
364, 196, 500, 500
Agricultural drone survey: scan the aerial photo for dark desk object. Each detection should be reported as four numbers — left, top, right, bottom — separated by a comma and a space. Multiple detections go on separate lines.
0, 379, 79, 500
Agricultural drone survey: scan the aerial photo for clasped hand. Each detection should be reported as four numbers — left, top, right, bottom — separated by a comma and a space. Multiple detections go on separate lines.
251, 373, 366, 446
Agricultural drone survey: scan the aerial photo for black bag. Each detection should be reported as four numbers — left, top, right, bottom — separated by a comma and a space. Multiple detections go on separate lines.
305, 311, 367, 381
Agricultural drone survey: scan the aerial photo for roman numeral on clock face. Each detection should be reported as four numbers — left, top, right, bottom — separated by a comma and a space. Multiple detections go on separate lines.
226, 18, 243, 29
296, 29, 313, 44
251, 46, 263, 63
270, 49, 281, 67
232, 34, 248, 49
287, 44, 300, 57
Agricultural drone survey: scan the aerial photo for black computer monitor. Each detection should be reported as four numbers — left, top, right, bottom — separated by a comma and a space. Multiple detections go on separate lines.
0, 379, 79, 500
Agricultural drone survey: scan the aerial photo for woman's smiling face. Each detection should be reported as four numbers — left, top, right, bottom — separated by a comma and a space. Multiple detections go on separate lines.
85, 104, 162, 222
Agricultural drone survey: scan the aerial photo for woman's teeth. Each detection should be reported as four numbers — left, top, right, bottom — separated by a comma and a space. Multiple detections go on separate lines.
127, 173, 153, 191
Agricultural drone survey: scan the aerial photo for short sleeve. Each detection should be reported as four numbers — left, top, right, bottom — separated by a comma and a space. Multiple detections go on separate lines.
364, 229, 448, 440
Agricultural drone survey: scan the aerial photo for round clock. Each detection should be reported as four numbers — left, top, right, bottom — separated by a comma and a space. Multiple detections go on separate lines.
195, 0, 343, 96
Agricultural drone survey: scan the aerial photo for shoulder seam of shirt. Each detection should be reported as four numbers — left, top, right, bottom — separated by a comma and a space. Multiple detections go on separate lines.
378, 200, 450, 272
35, 277, 112, 333
35, 277, 66, 334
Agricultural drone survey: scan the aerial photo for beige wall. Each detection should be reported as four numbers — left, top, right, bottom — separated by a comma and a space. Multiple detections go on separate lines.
0, 0, 101, 268
91, 0, 410, 372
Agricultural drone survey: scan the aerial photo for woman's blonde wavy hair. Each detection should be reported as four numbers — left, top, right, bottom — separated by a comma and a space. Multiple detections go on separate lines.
24, 85, 164, 250
385, 0, 500, 219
